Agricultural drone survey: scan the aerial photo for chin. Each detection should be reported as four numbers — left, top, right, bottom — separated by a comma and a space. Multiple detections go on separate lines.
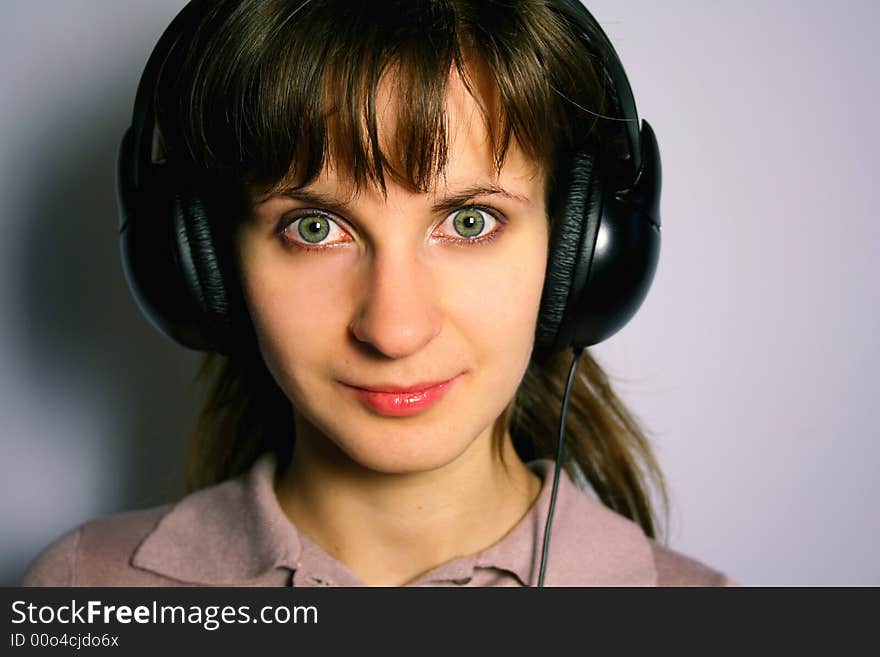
332, 424, 481, 476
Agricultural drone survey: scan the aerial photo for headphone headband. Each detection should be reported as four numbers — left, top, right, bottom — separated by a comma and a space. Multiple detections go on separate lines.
553, 0, 642, 178
123, 0, 212, 219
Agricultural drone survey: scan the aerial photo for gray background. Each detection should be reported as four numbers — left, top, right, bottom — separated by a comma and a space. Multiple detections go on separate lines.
1, 1, 877, 586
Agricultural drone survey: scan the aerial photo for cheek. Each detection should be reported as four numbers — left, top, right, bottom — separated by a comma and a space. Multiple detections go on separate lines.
444, 223, 548, 351
239, 248, 357, 380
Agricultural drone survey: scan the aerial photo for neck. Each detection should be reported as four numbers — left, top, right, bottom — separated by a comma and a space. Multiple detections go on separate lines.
273, 416, 542, 586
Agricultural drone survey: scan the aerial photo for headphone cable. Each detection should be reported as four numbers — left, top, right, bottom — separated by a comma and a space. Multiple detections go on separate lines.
537, 345, 584, 587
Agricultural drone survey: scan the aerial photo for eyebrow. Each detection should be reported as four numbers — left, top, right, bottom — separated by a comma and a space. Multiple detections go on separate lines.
258, 183, 532, 215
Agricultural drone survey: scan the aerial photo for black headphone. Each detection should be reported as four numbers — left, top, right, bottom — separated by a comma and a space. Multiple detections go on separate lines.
116, 0, 662, 360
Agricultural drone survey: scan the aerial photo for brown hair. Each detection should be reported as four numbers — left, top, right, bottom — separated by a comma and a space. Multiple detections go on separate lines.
154, 0, 669, 540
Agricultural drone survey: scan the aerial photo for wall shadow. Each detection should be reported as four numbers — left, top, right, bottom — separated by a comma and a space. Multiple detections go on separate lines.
6, 95, 204, 584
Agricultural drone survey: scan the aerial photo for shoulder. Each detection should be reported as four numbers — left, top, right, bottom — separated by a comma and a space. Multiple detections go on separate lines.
528, 459, 738, 586
20, 505, 175, 586
20, 454, 286, 587
647, 540, 740, 587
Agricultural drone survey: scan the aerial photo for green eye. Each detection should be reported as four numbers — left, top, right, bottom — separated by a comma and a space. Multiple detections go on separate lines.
297, 216, 331, 243
451, 208, 486, 238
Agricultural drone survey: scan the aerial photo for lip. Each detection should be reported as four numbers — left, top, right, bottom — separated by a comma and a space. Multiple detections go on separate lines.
340, 373, 464, 417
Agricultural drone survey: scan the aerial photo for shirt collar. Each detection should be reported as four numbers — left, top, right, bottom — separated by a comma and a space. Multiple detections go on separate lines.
132, 453, 657, 586
132, 453, 300, 585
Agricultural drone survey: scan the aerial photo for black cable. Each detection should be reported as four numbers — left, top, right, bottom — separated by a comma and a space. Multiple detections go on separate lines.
537, 345, 584, 587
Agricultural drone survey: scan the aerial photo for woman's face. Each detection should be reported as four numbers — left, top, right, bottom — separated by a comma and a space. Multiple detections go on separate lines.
236, 67, 549, 475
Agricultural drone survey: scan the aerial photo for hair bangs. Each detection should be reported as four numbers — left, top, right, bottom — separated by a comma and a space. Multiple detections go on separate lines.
154, 0, 607, 205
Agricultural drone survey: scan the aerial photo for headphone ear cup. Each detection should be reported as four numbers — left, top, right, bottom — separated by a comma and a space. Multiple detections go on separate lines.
534, 150, 603, 357
117, 149, 226, 353
534, 122, 662, 359
170, 188, 233, 353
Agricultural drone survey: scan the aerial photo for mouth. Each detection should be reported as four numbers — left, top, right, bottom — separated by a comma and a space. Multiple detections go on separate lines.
339, 373, 464, 417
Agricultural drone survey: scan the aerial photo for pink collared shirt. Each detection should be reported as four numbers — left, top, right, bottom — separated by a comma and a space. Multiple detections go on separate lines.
21, 453, 737, 586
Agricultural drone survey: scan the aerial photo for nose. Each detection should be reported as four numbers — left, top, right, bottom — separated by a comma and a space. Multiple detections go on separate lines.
348, 248, 442, 359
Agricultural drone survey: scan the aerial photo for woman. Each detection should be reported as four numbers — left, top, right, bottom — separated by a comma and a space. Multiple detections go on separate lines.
22, 0, 736, 587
